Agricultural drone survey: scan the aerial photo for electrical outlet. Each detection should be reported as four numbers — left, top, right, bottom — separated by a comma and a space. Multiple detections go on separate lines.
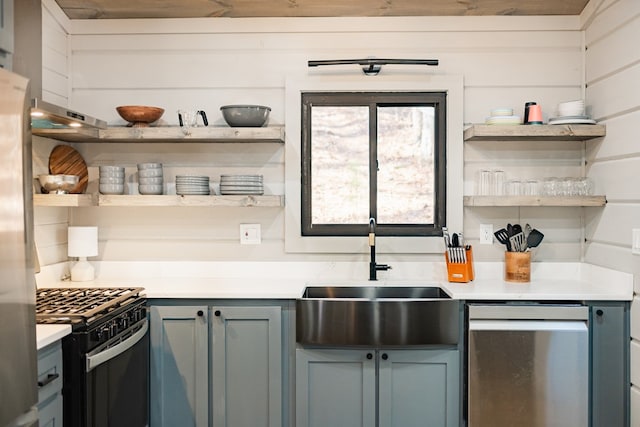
633, 229, 640, 255
240, 224, 261, 245
479, 224, 493, 244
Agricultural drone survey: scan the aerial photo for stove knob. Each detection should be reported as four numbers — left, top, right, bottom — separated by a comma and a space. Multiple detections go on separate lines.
120, 316, 129, 329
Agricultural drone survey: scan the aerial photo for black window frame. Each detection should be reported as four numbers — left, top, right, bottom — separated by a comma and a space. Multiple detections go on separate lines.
301, 91, 447, 237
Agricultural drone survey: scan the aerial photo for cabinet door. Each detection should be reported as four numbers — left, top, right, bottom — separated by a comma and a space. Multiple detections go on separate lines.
0, 0, 13, 54
378, 349, 459, 427
211, 306, 282, 427
296, 348, 376, 427
150, 306, 209, 427
591, 303, 629, 427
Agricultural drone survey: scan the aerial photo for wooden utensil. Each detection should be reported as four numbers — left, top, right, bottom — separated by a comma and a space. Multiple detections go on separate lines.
48, 145, 88, 194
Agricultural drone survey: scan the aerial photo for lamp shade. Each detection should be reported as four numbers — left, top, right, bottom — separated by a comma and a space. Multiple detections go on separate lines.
68, 226, 98, 257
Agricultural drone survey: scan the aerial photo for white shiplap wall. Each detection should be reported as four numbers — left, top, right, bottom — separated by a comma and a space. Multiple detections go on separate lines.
33, 12, 591, 265
583, 0, 640, 423
35, 0, 72, 266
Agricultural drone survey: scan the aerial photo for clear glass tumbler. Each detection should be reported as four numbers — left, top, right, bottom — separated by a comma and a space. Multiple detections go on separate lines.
493, 170, 505, 195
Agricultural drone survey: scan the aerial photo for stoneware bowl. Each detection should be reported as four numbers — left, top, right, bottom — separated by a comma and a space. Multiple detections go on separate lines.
116, 105, 165, 127
38, 174, 79, 194
220, 105, 271, 127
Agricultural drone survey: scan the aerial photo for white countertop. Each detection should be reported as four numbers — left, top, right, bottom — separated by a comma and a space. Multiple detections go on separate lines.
36, 324, 72, 350
35, 261, 634, 301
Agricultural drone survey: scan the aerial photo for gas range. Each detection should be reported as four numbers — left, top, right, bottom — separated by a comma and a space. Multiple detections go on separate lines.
36, 287, 149, 426
36, 287, 145, 324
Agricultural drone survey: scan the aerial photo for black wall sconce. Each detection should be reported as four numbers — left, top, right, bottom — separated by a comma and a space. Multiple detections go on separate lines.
308, 58, 439, 75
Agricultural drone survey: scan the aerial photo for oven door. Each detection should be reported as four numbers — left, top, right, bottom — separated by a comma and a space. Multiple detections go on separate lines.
85, 320, 149, 427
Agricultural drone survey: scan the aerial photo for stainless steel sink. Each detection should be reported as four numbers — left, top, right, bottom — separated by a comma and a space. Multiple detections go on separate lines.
296, 286, 460, 347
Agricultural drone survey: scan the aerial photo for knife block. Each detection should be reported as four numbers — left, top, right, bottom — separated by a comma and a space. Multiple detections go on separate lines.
445, 246, 475, 283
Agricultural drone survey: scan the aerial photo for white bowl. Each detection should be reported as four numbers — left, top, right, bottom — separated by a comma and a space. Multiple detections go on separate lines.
99, 166, 125, 173
139, 177, 163, 185
99, 176, 125, 184
138, 169, 164, 178
99, 171, 125, 178
137, 163, 163, 170
99, 183, 125, 195
138, 184, 163, 195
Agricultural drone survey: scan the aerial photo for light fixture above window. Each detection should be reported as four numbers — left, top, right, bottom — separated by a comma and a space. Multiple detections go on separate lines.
308, 58, 439, 75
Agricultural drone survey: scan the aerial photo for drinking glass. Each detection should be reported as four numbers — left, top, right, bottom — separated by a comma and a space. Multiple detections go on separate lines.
493, 170, 505, 195
479, 170, 492, 195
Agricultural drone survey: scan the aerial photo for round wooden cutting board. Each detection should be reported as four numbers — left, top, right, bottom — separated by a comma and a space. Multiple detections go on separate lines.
48, 145, 89, 194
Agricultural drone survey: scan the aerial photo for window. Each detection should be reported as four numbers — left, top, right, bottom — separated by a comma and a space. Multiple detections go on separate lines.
301, 91, 446, 237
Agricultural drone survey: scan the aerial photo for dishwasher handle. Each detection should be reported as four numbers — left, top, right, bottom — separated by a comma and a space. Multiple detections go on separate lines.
469, 319, 588, 332
468, 304, 589, 321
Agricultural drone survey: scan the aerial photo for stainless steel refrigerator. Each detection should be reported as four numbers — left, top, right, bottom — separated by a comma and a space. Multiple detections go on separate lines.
0, 68, 38, 426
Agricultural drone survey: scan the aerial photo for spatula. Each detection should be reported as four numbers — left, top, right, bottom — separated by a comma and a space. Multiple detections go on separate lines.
509, 232, 526, 252
526, 229, 544, 249
494, 228, 511, 250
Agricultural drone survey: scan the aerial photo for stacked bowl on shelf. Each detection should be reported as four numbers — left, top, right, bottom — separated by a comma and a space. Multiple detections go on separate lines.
485, 107, 521, 125
219, 174, 264, 195
176, 175, 210, 195
99, 166, 125, 194
138, 163, 163, 195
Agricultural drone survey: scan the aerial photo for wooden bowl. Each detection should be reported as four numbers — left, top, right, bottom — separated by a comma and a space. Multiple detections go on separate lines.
116, 105, 164, 127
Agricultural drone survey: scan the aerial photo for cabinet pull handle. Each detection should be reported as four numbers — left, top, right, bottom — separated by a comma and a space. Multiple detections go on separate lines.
596, 309, 604, 317
381, 353, 389, 360
214, 310, 221, 317
197, 310, 204, 317
366, 353, 373, 359
38, 373, 59, 388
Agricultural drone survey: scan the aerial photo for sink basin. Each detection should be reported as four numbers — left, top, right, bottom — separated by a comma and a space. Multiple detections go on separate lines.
301, 285, 451, 300
296, 286, 459, 347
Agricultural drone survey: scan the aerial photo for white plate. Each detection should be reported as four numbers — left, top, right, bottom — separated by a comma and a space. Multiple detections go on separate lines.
548, 118, 596, 125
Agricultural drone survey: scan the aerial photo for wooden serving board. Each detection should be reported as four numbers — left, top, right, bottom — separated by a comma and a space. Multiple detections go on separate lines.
48, 145, 88, 194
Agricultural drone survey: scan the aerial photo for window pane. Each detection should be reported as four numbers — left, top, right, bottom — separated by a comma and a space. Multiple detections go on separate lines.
377, 106, 435, 224
311, 106, 369, 224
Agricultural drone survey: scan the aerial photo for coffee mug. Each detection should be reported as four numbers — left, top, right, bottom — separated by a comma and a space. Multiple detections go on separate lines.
526, 104, 543, 124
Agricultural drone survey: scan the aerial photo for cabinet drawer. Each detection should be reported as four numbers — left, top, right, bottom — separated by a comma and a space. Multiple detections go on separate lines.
37, 391, 63, 427
632, 386, 640, 427
632, 340, 640, 387
631, 297, 640, 340
37, 341, 63, 402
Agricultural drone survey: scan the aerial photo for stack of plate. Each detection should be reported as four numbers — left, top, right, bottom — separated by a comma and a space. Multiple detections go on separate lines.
219, 174, 264, 195
176, 175, 210, 195
99, 166, 125, 194
138, 163, 163, 195
485, 107, 521, 125
549, 100, 595, 125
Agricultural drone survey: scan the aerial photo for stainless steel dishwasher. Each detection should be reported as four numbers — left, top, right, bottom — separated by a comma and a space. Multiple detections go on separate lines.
468, 304, 589, 427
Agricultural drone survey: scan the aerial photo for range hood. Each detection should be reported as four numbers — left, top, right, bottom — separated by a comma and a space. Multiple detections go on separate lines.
31, 99, 107, 130
14, 0, 107, 131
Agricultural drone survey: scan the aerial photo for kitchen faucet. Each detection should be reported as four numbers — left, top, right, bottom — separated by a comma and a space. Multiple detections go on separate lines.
369, 218, 392, 281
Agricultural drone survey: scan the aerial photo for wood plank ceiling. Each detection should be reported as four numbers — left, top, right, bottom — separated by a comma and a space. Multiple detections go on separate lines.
55, 0, 590, 19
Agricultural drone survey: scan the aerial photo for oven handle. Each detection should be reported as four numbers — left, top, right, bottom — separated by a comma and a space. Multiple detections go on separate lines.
86, 320, 148, 373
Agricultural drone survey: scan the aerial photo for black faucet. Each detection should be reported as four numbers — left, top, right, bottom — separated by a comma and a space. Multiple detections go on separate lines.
369, 218, 392, 281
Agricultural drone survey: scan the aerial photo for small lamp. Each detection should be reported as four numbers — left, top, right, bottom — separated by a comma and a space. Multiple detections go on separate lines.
68, 226, 98, 282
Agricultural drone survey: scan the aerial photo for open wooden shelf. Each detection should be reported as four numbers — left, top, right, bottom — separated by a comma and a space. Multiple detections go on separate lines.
463, 195, 607, 207
34, 193, 284, 208
463, 124, 606, 141
33, 125, 285, 144
33, 193, 96, 207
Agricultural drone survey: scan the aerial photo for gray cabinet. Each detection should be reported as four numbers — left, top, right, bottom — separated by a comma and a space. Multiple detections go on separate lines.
37, 341, 63, 427
211, 305, 283, 427
0, 0, 13, 69
590, 302, 630, 427
296, 348, 459, 427
150, 303, 285, 427
150, 305, 209, 427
